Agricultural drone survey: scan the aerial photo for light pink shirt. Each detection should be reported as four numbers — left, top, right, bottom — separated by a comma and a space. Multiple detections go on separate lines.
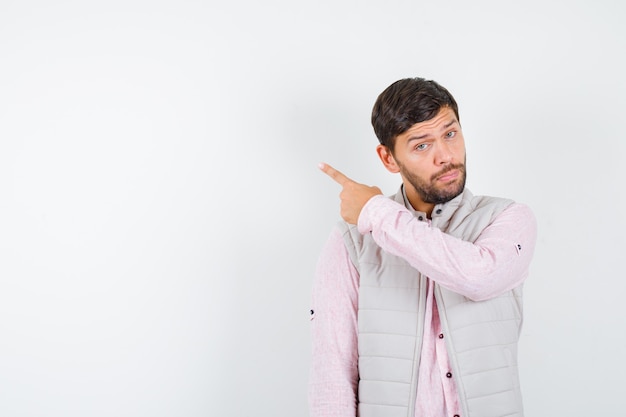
309, 194, 537, 417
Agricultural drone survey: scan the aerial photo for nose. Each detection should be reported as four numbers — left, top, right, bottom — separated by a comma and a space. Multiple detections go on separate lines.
434, 142, 453, 165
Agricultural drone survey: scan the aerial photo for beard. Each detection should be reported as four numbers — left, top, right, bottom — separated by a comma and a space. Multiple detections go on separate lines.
399, 161, 467, 205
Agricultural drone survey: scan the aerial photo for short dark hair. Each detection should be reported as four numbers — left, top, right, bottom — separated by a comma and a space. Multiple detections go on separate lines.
371, 77, 459, 150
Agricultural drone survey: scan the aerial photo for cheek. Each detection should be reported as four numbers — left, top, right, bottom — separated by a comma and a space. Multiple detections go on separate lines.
400, 161, 430, 181
400, 157, 425, 174
454, 140, 466, 159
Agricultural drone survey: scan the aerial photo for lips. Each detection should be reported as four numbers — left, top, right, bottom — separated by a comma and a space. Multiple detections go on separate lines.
437, 169, 459, 182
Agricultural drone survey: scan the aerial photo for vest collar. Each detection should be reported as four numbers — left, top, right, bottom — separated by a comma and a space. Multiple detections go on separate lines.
393, 184, 470, 224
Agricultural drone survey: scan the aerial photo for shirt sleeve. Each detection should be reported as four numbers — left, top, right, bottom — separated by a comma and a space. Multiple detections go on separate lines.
357, 196, 537, 301
309, 226, 360, 417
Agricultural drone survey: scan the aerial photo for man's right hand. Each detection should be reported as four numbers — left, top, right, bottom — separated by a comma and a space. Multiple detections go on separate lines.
319, 162, 382, 225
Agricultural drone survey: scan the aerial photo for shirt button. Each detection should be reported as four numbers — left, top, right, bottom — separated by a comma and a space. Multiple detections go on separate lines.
438, 333, 444, 339
453, 415, 460, 417
446, 372, 452, 378
435, 209, 442, 215
418, 215, 424, 221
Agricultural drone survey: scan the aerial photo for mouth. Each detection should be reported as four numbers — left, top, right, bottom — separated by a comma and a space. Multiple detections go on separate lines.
437, 169, 459, 183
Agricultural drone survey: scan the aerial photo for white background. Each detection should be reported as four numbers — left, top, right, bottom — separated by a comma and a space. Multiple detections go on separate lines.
1, 1, 624, 416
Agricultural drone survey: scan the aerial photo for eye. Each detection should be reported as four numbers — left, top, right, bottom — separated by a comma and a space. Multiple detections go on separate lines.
446, 131, 456, 139
415, 143, 429, 151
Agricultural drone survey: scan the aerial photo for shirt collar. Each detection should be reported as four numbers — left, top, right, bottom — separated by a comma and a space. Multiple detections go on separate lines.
395, 184, 468, 222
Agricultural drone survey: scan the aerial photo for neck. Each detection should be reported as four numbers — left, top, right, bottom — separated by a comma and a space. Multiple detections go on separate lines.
404, 186, 435, 218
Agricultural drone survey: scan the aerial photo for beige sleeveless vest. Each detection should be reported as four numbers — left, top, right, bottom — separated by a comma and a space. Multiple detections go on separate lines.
339, 188, 524, 417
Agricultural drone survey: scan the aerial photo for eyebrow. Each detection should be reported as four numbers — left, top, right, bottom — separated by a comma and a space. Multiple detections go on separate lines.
406, 119, 458, 142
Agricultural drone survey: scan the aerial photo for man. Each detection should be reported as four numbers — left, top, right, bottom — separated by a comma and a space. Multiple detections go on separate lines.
309, 78, 536, 417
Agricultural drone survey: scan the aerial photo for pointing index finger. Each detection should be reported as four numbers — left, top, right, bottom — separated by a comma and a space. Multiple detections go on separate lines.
318, 162, 352, 186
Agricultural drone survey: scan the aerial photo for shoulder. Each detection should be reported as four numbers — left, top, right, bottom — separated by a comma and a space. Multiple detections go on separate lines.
444, 191, 524, 240
468, 198, 537, 241
448, 190, 514, 223
496, 202, 537, 228
467, 191, 535, 222
463, 190, 515, 212
335, 221, 362, 264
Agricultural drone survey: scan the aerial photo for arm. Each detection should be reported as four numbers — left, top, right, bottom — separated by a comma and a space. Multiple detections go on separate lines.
358, 196, 537, 301
309, 227, 360, 417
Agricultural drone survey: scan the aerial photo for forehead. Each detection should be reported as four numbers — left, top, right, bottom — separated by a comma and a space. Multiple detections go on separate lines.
401, 107, 458, 137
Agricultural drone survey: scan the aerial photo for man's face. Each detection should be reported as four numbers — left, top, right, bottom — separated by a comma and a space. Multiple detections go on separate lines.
377, 106, 466, 213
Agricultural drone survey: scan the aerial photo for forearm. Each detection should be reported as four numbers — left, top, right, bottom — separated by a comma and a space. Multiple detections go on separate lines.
358, 196, 537, 301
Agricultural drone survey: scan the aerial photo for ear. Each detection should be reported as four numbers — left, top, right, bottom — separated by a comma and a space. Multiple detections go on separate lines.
376, 144, 400, 174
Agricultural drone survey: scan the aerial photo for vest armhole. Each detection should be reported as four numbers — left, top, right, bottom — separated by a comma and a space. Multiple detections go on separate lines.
336, 221, 361, 274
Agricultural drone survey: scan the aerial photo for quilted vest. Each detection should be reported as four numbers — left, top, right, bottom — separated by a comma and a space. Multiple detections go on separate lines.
339, 188, 524, 417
